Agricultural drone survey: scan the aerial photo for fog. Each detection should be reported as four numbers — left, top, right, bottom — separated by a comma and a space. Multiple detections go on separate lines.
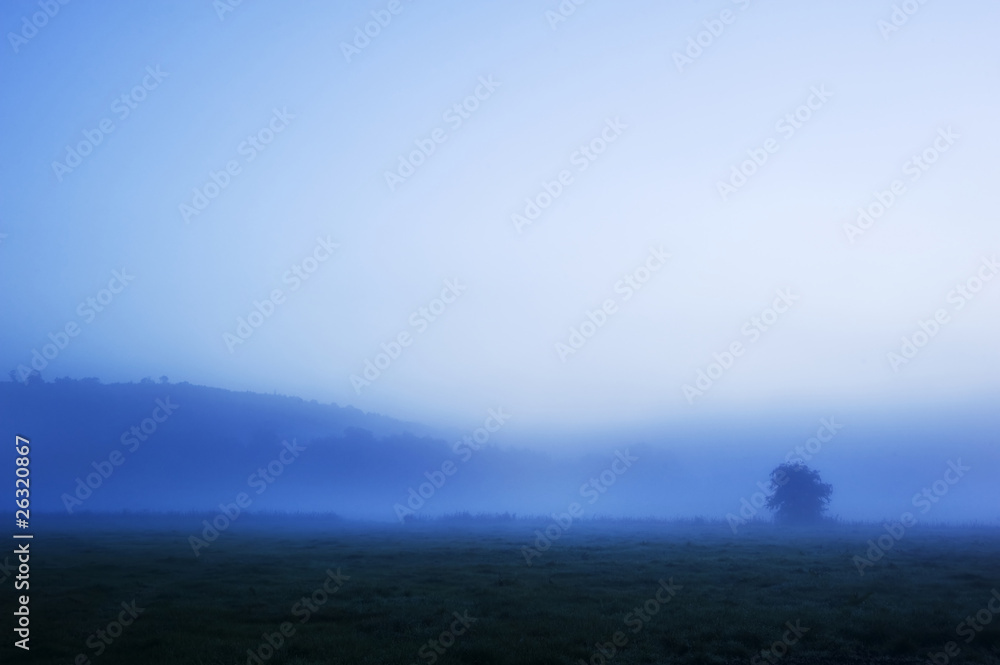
1, 1, 997, 526
3, 0, 999, 428
2, 380, 995, 525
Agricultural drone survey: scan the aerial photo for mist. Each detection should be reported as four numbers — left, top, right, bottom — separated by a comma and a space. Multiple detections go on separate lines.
2, 0, 998, 433
2, 2, 999, 662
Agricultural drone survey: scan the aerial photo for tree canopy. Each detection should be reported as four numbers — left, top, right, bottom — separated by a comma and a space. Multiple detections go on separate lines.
765, 463, 832, 524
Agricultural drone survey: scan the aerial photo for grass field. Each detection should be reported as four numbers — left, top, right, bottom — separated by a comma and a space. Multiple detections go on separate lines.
3, 515, 999, 664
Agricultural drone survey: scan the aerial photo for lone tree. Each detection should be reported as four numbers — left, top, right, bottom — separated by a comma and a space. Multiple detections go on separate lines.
765, 463, 832, 525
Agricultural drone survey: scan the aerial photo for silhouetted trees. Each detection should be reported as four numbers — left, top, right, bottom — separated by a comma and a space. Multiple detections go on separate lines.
8, 369, 42, 385
765, 463, 832, 525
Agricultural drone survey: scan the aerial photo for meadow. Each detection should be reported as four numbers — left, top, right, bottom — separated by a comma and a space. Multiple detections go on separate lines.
3, 514, 999, 665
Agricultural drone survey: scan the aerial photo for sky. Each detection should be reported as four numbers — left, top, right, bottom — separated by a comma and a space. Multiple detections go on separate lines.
1, 0, 998, 436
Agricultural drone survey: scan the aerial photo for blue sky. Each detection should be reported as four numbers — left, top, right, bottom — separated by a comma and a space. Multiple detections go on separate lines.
1, 0, 998, 433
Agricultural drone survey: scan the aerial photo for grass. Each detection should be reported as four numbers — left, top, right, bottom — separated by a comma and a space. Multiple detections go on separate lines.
3, 514, 999, 664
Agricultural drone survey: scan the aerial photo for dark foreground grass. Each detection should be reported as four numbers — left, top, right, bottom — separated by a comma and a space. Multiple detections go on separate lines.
3, 515, 999, 664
